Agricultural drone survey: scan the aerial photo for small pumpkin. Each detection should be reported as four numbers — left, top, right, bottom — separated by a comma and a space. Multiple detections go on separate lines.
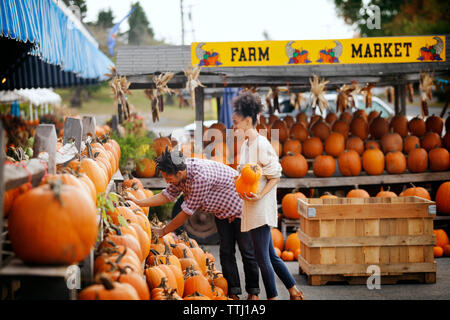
389, 115, 409, 137
281, 250, 294, 261
281, 153, 308, 178
376, 187, 397, 198
429, 147, 450, 172
408, 116, 426, 137
271, 228, 284, 251
302, 137, 323, 159
434, 246, 444, 258
136, 158, 157, 178
285, 233, 301, 253
324, 132, 345, 157
289, 122, 309, 142
235, 164, 261, 197
338, 150, 361, 176
369, 113, 389, 139
332, 119, 350, 139
399, 184, 431, 200
421, 132, 442, 152
350, 116, 369, 140
281, 192, 307, 219
407, 145, 428, 173
385, 151, 406, 174
346, 136, 364, 155
404, 135, 421, 154
347, 188, 370, 198
283, 139, 302, 156
433, 229, 449, 248
78, 275, 140, 300
425, 114, 444, 135
381, 132, 403, 154
436, 182, 450, 215
362, 147, 385, 175
310, 118, 331, 141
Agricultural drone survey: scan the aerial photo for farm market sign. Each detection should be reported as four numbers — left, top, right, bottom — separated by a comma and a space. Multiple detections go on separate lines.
191, 36, 445, 67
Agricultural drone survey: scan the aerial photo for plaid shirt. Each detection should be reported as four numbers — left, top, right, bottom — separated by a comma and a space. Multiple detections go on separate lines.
161, 158, 242, 219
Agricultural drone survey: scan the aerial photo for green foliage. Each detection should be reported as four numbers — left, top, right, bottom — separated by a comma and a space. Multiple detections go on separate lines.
112, 117, 156, 171
148, 190, 175, 222
96, 8, 115, 28
334, 0, 450, 37
128, 1, 155, 45
62, 0, 88, 21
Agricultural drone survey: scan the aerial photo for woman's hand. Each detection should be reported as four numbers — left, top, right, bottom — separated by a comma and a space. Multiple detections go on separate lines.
243, 192, 262, 201
151, 226, 165, 238
124, 192, 139, 204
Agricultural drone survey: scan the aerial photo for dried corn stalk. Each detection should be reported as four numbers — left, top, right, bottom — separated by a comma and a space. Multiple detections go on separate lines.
360, 82, 376, 109
110, 72, 132, 121
419, 72, 435, 117
406, 83, 414, 103
154, 72, 175, 113
290, 92, 306, 110
184, 66, 205, 109
309, 75, 330, 114
386, 86, 395, 104
144, 89, 159, 122
265, 88, 274, 114
271, 86, 280, 113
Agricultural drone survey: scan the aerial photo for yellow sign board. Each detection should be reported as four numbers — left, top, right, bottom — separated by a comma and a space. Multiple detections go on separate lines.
191, 36, 445, 67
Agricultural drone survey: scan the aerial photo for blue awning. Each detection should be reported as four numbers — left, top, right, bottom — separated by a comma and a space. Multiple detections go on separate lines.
0, 0, 113, 89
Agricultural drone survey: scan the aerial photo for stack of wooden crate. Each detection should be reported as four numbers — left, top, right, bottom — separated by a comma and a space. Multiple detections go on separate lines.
297, 197, 437, 286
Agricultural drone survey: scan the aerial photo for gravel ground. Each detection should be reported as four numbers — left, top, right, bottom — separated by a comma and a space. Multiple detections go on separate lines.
202, 245, 450, 300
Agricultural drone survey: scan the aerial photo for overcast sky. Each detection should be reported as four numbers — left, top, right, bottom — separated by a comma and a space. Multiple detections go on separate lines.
85, 0, 356, 45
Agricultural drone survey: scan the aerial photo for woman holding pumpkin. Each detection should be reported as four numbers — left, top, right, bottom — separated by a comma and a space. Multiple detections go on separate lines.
232, 92, 304, 300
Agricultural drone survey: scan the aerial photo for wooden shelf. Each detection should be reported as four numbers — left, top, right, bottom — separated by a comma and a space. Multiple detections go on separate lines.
0, 258, 71, 278
136, 171, 450, 189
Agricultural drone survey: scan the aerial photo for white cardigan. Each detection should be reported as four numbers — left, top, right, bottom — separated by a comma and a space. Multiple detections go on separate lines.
238, 135, 282, 232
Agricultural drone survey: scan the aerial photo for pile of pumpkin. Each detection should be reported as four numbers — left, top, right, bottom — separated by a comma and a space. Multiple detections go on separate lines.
4, 137, 121, 266
78, 178, 229, 300
270, 228, 302, 262
257, 111, 450, 178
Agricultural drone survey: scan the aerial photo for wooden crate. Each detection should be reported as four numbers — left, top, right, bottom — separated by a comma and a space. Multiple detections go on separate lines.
297, 196, 437, 286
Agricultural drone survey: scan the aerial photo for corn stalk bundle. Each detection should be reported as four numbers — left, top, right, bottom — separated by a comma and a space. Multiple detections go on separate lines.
419, 72, 435, 117
385, 86, 395, 103
271, 86, 280, 113
309, 75, 330, 114
110, 74, 132, 120
241, 86, 258, 94
184, 66, 205, 109
154, 72, 175, 113
290, 92, 306, 110
144, 89, 159, 122
360, 82, 376, 109
406, 83, 414, 103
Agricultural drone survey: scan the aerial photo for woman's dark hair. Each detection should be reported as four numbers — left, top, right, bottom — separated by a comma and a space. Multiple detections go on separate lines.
232, 91, 263, 125
155, 147, 187, 175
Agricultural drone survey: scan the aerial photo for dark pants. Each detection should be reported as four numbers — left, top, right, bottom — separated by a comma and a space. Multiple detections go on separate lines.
215, 217, 260, 296
249, 224, 296, 299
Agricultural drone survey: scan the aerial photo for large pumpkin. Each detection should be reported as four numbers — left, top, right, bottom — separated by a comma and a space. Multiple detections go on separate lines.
271, 228, 284, 251
153, 136, 173, 157
407, 146, 428, 173
433, 229, 449, 249
135, 158, 157, 178
281, 153, 308, 178
385, 151, 406, 174
338, 150, 361, 176
302, 137, 323, 159
313, 155, 336, 177
281, 192, 307, 219
362, 147, 385, 175
429, 147, 450, 172
8, 183, 97, 264
324, 132, 345, 157
285, 233, 301, 254
436, 182, 450, 215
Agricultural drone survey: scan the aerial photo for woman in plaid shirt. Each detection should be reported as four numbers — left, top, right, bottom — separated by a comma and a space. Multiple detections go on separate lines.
126, 147, 260, 300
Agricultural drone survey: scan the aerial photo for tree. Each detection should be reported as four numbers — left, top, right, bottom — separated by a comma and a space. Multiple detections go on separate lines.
63, 0, 87, 22
128, 2, 155, 45
97, 8, 115, 29
334, 0, 450, 37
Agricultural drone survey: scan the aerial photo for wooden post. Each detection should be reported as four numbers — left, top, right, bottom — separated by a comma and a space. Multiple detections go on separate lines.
0, 121, 5, 268
399, 84, 407, 116
33, 124, 57, 174
440, 92, 449, 118
82, 116, 96, 140
111, 115, 119, 136
194, 87, 204, 154
118, 103, 123, 124
63, 117, 83, 156
216, 96, 221, 121
394, 85, 400, 115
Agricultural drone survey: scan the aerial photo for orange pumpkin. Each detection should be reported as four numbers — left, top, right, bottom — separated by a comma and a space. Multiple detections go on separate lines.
302, 137, 323, 159
281, 250, 294, 261
281, 192, 307, 219
407, 146, 428, 173
426, 115, 444, 135
399, 185, 430, 200
381, 132, 403, 154
136, 158, 157, 178
271, 228, 284, 251
332, 120, 350, 139
270, 119, 289, 143
389, 115, 409, 137
433, 229, 449, 248
369, 113, 389, 139
365, 140, 381, 150
8, 183, 97, 264
408, 116, 426, 137
385, 151, 407, 174
350, 116, 369, 140
404, 135, 421, 154
78, 276, 139, 300
362, 147, 385, 175
338, 150, 361, 176
310, 118, 331, 141
347, 188, 370, 198
183, 270, 213, 298
235, 164, 261, 197
325, 112, 338, 125
434, 246, 444, 258
436, 182, 450, 215
421, 132, 442, 152
346, 136, 364, 155
313, 155, 336, 177
324, 132, 345, 157
285, 233, 301, 253
429, 147, 450, 172
376, 188, 397, 198
289, 123, 309, 142
281, 153, 308, 178
283, 139, 302, 156
339, 111, 353, 123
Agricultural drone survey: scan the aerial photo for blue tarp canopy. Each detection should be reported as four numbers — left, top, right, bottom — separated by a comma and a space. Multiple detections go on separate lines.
0, 0, 113, 90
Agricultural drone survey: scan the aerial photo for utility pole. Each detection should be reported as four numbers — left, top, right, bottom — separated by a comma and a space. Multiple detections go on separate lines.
180, 0, 185, 45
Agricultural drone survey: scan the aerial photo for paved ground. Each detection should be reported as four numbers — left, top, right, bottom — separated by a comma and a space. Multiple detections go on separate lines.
202, 245, 450, 300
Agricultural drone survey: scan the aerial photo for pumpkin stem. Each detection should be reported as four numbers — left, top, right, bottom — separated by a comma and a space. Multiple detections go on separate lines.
99, 275, 115, 290
116, 247, 127, 264
48, 179, 64, 206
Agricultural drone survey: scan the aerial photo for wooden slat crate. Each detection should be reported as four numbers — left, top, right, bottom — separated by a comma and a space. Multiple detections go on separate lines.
297, 196, 437, 286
